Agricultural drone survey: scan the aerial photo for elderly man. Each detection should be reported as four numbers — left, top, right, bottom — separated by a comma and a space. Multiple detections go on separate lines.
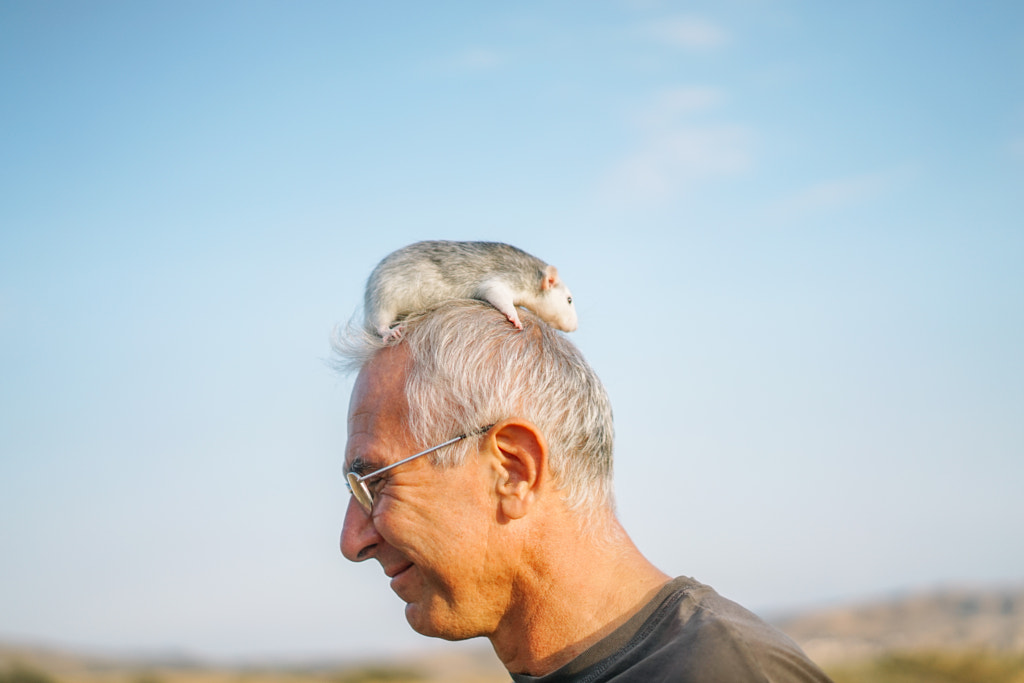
336, 300, 833, 682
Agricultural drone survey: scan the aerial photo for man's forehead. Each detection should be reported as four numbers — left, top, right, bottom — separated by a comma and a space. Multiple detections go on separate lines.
347, 400, 394, 442
345, 346, 412, 465
348, 346, 409, 411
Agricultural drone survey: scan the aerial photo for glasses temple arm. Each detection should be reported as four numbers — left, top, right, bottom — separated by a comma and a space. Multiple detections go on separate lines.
353, 434, 466, 483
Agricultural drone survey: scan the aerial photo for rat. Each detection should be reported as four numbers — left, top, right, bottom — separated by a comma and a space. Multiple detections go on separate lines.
364, 240, 578, 340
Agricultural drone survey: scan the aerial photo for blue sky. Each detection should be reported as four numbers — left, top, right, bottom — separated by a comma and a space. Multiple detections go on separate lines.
2, 0, 1022, 662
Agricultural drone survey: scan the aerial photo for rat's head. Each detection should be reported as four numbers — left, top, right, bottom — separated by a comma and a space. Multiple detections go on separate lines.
533, 265, 578, 332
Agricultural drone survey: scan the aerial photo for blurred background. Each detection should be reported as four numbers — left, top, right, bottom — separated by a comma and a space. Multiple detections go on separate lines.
2, 0, 1022, 670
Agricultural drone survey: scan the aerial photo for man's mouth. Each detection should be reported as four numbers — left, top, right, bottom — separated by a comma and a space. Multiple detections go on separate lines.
386, 562, 413, 582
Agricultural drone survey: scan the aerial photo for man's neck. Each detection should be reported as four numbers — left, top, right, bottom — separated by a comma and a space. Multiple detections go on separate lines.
489, 515, 671, 677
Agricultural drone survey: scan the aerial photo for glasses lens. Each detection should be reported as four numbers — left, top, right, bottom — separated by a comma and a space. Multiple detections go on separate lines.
346, 472, 373, 512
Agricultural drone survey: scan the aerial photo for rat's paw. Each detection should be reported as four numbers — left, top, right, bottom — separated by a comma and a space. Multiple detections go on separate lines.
382, 324, 405, 343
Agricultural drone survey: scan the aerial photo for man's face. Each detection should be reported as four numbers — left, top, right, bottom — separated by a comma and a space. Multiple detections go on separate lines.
339, 346, 510, 640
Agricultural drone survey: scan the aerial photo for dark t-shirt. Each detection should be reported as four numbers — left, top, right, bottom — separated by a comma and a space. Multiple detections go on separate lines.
509, 576, 833, 683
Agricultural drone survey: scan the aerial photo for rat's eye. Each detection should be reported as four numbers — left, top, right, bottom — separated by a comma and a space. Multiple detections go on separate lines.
567, 296, 573, 304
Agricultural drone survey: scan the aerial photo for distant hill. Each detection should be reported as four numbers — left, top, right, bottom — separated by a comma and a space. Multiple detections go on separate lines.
4, 584, 1024, 681
0, 641, 510, 683
775, 584, 1024, 663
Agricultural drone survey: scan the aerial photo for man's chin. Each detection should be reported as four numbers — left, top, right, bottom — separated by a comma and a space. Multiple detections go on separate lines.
405, 602, 441, 637
404, 602, 468, 641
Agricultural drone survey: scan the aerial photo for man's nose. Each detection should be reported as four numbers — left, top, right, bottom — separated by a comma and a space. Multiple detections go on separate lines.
340, 496, 381, 562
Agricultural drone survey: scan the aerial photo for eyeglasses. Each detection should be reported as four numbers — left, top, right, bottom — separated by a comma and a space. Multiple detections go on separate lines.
345, 425, 493, 513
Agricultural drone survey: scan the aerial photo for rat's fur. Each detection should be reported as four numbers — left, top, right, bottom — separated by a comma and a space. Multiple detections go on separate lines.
364, 240, 577, 339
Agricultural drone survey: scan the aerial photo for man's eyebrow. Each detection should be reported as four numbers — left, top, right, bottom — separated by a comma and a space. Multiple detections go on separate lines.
346, 456, 377, 477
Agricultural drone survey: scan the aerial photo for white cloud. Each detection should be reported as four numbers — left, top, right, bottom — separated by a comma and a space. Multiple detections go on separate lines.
767, 167, 916, 219
435, 47, 506, 74
636, 86, 725, 127
602, 86, 751, 205
1009, 136, 1024, 160
606, 125, 753, 203
646, 16, 729, 50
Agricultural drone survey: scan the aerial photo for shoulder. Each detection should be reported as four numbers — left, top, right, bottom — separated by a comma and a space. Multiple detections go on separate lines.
629, 577, 834, 682
513, 578, 834, 683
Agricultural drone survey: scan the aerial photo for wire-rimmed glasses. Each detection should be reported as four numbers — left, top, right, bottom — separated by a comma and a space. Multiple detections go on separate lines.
345, 425, 493, 513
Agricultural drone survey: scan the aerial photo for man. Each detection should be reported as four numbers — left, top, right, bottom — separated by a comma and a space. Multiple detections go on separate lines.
335, 300, 833, 682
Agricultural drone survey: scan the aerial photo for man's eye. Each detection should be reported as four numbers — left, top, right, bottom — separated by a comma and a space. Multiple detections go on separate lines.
367, 477, 388, 497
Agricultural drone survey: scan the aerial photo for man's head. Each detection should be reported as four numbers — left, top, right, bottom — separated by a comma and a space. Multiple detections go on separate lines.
334, 299, 615, 512
334, 300, 616, 638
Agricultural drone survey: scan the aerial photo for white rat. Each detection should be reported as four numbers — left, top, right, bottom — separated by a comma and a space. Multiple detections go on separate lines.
364, 240, 578, 340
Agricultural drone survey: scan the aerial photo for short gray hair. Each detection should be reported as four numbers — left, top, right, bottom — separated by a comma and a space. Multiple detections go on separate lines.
332, 300, 615, 512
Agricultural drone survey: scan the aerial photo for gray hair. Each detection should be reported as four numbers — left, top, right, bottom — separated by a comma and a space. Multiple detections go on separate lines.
332, 300, 615, 513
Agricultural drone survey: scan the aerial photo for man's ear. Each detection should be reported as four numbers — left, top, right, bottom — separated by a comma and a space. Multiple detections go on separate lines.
486, 419, 547, 521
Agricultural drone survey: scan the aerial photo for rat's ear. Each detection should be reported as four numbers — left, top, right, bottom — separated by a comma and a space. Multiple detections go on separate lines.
541, 265, 560, 291
486, 419, 547, 521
